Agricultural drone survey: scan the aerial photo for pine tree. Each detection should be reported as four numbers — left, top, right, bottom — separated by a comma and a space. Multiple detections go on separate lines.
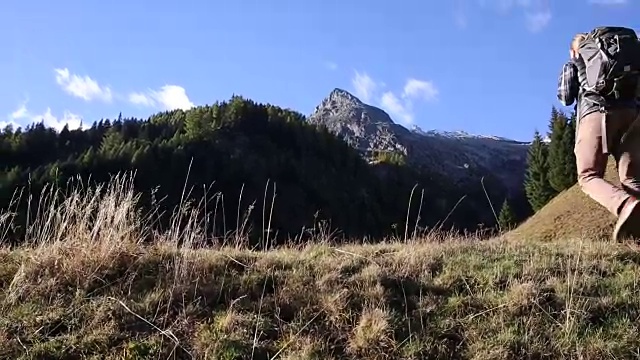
497, 199, 517, 231
564, 110, 577, 182
524, 130, 556, 212
547, 107, 577, 192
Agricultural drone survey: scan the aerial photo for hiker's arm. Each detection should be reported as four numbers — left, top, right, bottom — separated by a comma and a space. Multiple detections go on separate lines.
557, 61, 579, 106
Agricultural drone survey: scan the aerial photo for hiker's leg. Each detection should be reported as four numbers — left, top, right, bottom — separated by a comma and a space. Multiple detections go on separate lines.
604, 107, 640, 241
614, 108, 640, 198
575, 111, 631, 216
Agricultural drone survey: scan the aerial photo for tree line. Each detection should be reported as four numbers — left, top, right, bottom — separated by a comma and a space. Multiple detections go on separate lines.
0, 95, 515, 247
498, 106, 577, 230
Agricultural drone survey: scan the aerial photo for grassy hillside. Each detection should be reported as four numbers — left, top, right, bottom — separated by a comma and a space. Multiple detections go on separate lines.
2, 175, 640, 359
510, 160, 618, 242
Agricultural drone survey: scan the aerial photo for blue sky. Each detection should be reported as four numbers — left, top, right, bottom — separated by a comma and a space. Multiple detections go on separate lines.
0, 0, 638, 142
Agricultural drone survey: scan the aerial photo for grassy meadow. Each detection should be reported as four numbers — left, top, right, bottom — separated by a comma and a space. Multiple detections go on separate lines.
1, 174, 640, 359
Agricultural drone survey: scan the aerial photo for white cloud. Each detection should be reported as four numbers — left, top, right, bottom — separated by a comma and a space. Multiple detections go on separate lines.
129, 92, 156, 107
457, 0, 552, 32
31, 108, 84, 131
3, 101, 85, 132
324, 61, 338, 71
381, 91, 414, 125
51, 66, 197, 113
2, 102, 26, 130
350, 71, 438, 126
588, 0, 627, 4
152, 85, 194, 111
10, 102, 28, 120
0, 120, 19, 130
452, 0, 468, 28
351, 71, 378, 103
509, 0, 553, 32
403, 79, 439, 101
54, 68, 113, 102
525, 9, 551, 33
128, 85, 194, 111
4, 100, 30, 127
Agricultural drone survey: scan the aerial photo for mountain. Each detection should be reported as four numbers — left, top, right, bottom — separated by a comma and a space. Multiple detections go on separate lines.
0, 95, 514, 248
307, 88, 530, 199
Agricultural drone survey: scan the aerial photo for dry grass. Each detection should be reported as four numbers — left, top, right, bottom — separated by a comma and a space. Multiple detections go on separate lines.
509, 159, 620, 242
2, 174, 640, 359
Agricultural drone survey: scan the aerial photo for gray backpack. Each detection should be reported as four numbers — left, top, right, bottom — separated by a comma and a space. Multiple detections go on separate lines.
577, 26, 640, 101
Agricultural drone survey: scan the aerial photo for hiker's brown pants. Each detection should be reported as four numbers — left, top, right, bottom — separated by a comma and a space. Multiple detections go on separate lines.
575, 107, 640, 216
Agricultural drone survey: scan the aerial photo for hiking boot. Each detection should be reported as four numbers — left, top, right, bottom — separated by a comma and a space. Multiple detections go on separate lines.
613, 197, 640, 242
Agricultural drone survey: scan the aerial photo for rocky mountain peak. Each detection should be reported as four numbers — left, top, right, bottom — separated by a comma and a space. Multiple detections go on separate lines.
311, 88, 362, 113
328, 88, 362, 103
310, 88, 395, 127
308, 88, 405, 154
307, 88, 530, 197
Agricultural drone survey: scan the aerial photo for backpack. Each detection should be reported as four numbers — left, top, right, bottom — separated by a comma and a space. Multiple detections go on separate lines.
577, 26, 640, 101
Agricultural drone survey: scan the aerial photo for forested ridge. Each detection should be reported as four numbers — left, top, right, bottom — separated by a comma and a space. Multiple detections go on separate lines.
493, 106, 578, 230
521, 106, 577, 212
0, 95, 523, 246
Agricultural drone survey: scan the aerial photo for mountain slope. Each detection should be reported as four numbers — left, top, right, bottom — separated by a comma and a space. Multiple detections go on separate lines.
307, 88, 530, 200
0, 95, 512, 246
508, 160, 618, 242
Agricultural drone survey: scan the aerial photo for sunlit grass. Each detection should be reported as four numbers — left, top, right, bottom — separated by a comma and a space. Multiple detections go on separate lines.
1, 174, 639, 359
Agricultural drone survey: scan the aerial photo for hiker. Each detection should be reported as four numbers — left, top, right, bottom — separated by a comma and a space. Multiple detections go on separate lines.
557, 26, 640, 241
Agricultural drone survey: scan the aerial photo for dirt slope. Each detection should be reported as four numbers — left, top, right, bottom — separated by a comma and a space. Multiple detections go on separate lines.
509, 160, 620, 241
